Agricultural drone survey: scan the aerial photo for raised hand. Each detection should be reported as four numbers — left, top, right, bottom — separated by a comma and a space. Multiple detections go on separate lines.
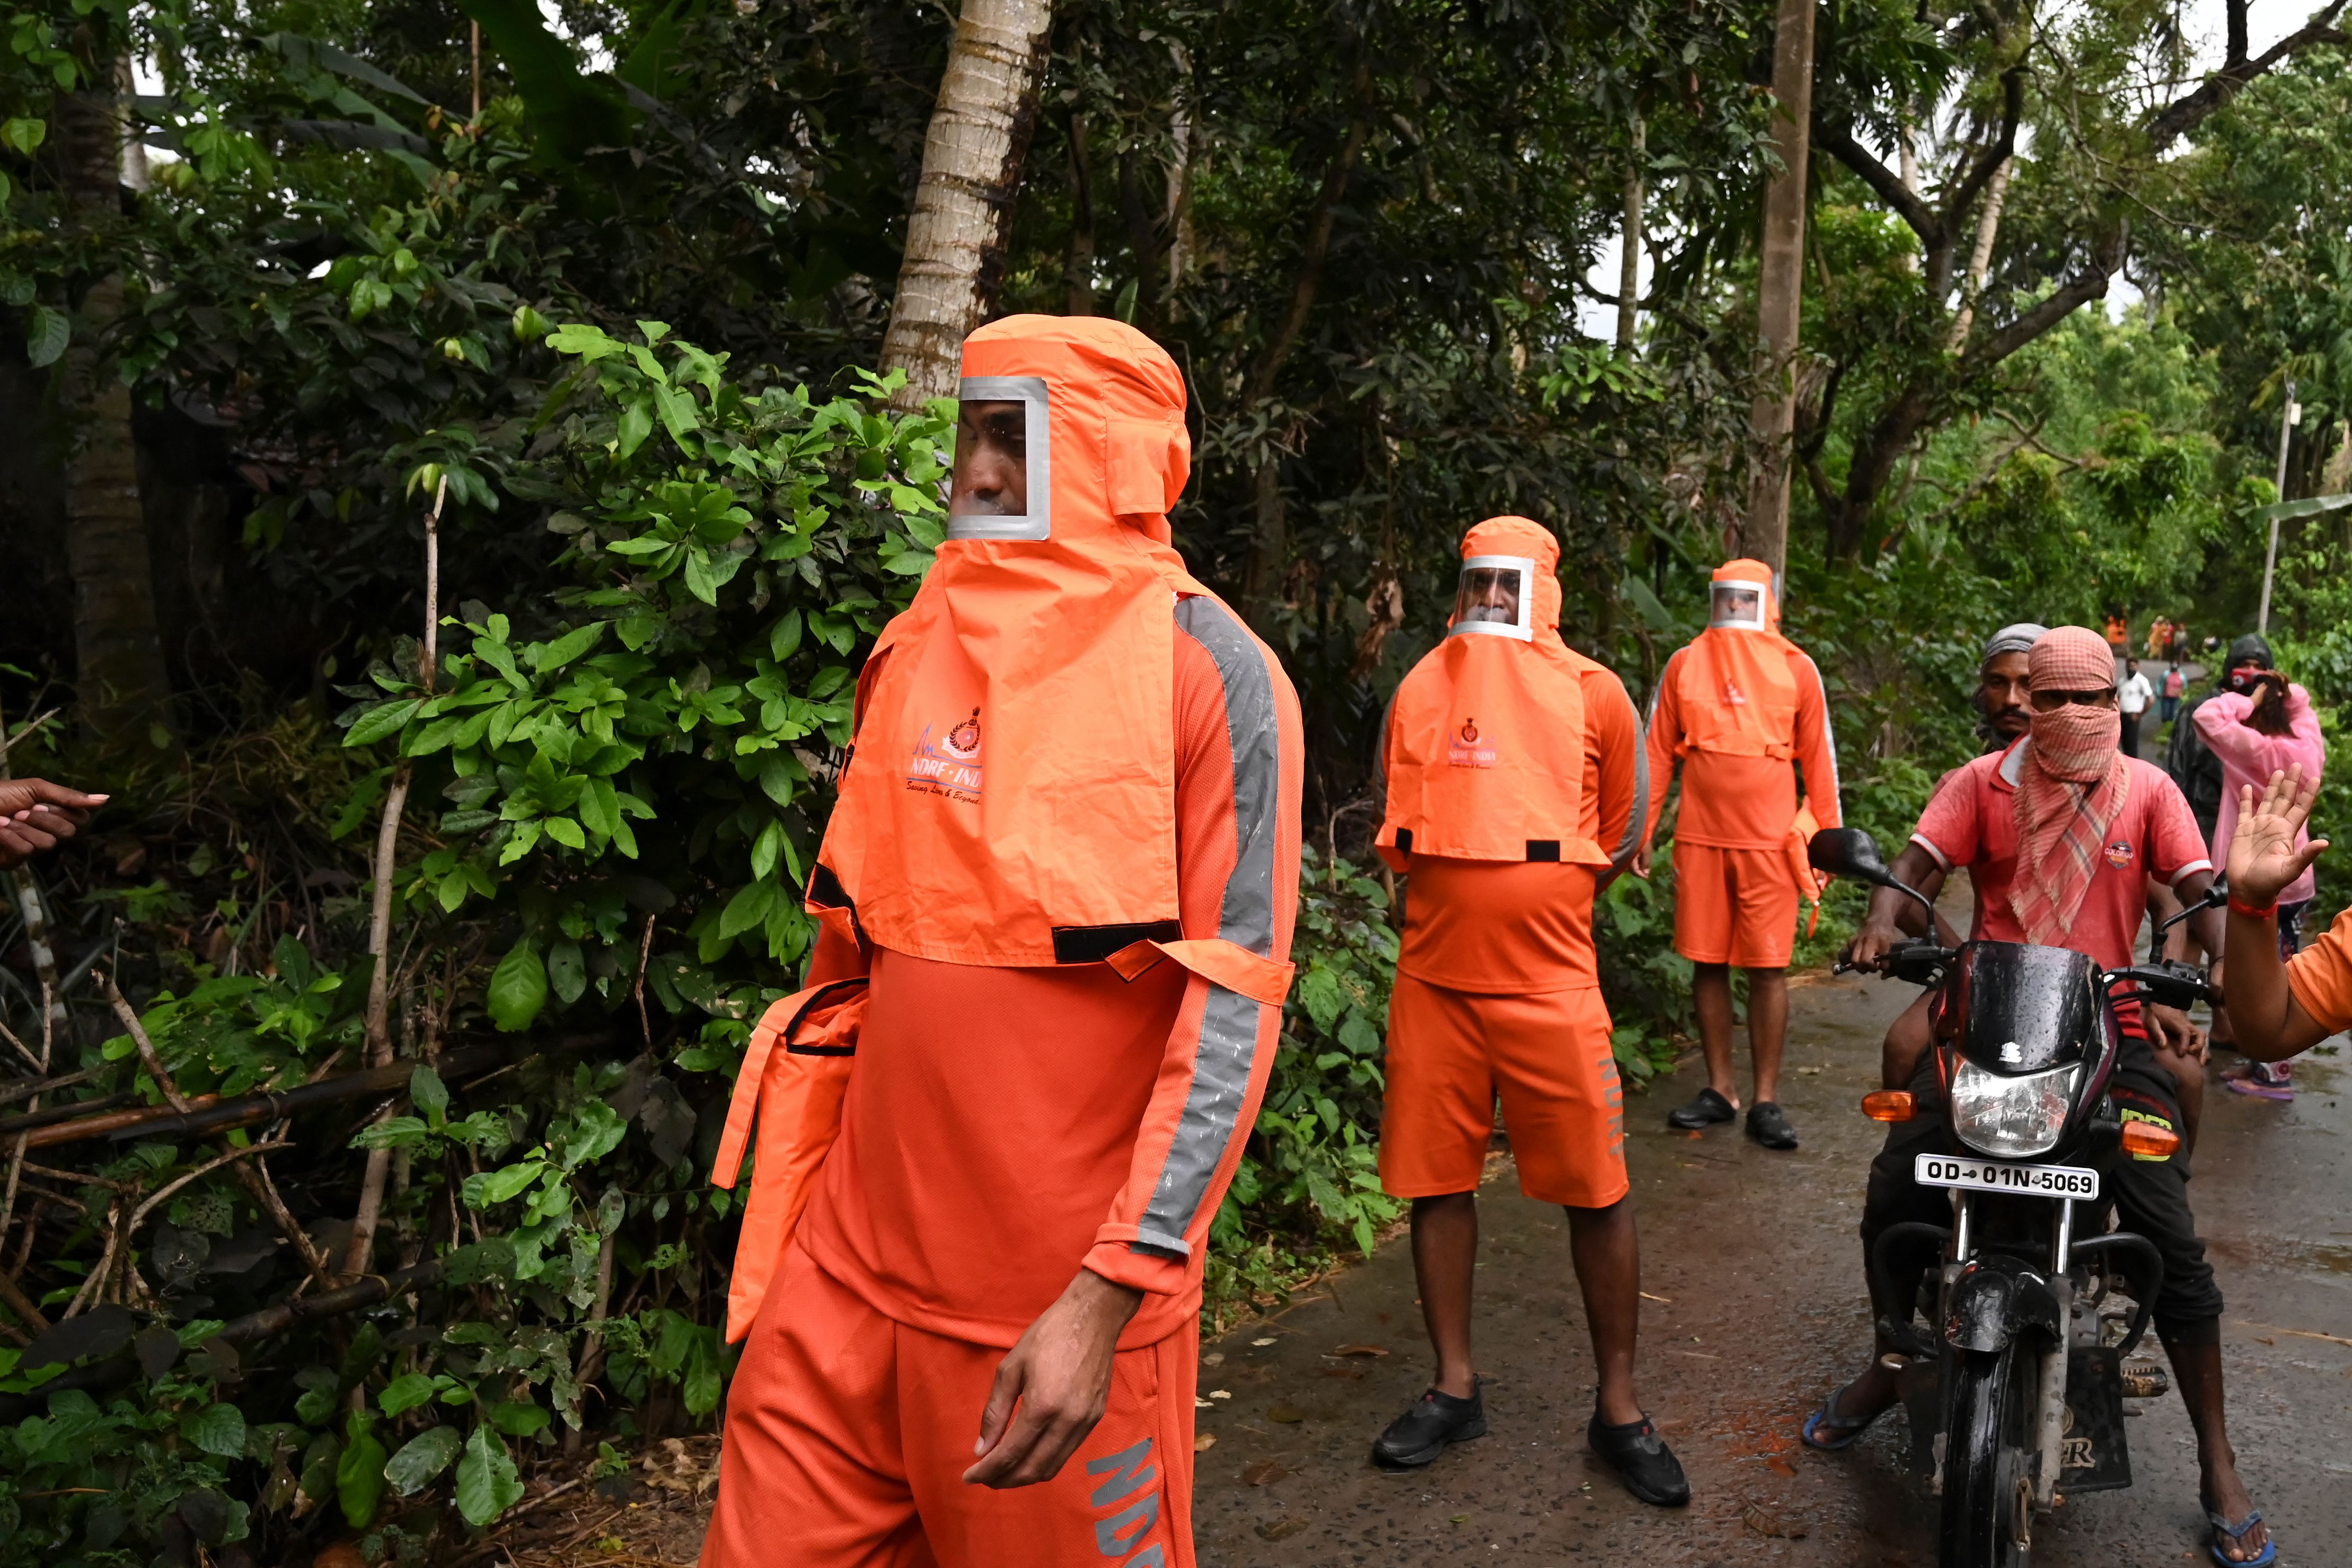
2225, 765, 2328, 908
0, 778, 107, 871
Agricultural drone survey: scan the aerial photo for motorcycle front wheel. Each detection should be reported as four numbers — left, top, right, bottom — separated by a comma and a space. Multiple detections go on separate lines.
1939, 1342, 2039, 1568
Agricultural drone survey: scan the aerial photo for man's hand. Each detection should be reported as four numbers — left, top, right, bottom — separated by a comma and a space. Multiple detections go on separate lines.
2226, 765, 2328, 908
2146, 1003, 2208, 1065
964, 1267, 1143, 1490
1846, 912, 1908, 973
1630, 845, 1652, 879
0, 779, 107, 871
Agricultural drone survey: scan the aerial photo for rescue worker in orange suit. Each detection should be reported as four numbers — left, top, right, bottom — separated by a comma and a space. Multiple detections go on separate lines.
701, 316, 1304, 1568
1638, 561, 1841, 1150
1364, 517, 1689, 1506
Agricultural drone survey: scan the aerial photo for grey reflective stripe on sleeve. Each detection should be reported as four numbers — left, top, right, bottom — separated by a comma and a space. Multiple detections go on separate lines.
1611, 705, 1649, 869
1644, 648, 1677, 728
1134, 597, 1285, 1258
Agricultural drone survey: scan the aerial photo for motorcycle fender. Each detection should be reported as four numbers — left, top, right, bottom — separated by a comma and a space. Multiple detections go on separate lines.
1942, 1257, 2062, 1353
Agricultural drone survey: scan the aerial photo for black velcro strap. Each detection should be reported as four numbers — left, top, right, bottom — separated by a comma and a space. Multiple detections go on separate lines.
1051, 920, 1185, 964
1526, 840, 1560, 862
1394, 829, 1413, 855
806, 862, 852, 910
781, 976, 869, 1056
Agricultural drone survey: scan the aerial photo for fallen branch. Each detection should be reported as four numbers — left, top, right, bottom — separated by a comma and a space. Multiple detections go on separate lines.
0, 1064, 109, 1109
102, 973, 191, 1114
124, 1139, 293, 1241
0, 1263, 48, 1335
0, 1254, 452, 1420
22, 1045, 503, 1150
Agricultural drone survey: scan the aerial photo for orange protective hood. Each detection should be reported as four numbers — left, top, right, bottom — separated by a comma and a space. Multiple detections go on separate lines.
1673, 557, 1802, 760
813, 316, 1206, 967
1375, 517, 1608, 868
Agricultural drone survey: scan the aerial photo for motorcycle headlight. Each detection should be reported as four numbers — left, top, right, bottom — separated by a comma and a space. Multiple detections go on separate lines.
1949, 1059, 2082, 1158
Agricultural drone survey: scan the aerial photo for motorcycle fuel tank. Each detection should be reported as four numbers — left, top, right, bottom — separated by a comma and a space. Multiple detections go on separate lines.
1944, 941, 2105, 1074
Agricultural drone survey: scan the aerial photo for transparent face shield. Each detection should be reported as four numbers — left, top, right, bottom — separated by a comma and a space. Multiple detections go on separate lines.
1447, 556, 1536, 641
1708, 579, 1770, 631
947, 376, 1053, 541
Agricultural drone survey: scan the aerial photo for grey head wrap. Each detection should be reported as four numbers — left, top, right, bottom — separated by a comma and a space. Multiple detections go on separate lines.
1983, 622, 2049, 666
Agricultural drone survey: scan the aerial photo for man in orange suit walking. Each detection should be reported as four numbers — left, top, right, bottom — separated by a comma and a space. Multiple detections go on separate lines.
1364, 516, 1686, 1505
703, 315, 1303, 1568
1641, 560, 1841, 1150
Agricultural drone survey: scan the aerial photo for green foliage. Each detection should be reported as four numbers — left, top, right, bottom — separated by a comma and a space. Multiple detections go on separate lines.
339, 323, 949, 1037
1206, 849, 1402, 1322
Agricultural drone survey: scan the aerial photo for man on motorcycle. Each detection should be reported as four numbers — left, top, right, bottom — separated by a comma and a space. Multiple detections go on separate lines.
1869, 626, 2046, 1089
1802, 627, 2270, 1566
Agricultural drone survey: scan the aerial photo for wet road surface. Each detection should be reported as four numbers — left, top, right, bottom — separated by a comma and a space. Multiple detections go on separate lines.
1191, 962, 2352, 1565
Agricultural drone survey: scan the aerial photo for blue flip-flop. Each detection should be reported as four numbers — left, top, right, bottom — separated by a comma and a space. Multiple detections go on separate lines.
1799, 1381, 1886, 1452
2208, 1507, 2277, 1566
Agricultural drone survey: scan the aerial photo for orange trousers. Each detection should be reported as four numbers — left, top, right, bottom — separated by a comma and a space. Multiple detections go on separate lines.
702, 1240, 1196, 1568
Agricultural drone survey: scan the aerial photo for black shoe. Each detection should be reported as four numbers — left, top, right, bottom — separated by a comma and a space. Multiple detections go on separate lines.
1371, 1379, 1487, 1467
1667, 1087, 1737, 1129
1588, 1410, 1690, 1507
1746, 1100, 1799, 1149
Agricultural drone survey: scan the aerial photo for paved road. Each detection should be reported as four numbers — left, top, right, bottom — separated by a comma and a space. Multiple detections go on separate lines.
1192, 962, 2352, 1565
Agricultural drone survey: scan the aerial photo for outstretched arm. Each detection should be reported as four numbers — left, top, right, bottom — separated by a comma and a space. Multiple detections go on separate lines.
2221, 766, 2336, 1061
0, 779, 107, 869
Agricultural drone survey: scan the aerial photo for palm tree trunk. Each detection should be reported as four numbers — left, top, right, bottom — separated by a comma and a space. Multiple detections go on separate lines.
1743, 0, 1817, 578
55, 77, 170, 744
878, 0, 1054, 411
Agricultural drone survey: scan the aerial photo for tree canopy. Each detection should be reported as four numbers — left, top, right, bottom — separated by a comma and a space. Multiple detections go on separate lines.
4, 0, 2352, 1559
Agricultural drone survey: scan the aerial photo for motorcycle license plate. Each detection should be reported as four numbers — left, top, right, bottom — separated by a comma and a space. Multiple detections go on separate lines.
1914, 1153, 2099, 1201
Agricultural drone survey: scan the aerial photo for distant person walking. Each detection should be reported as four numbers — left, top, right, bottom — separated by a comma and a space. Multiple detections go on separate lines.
2146, 616, 2170, 659
2161, 660, 2186, 724
2119, 657, 2154, 758
2194, 662, 2325, 1100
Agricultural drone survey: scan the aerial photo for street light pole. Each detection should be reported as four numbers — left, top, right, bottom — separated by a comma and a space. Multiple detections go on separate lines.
2259, 377, 2297, 635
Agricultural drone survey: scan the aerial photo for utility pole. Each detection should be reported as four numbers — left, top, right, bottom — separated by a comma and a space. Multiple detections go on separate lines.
2259, 377, 2298, 634
1743, 0, 1817, 578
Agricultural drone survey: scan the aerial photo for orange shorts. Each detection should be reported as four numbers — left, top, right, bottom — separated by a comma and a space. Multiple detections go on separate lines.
1377, 975, 1628, 1209
704, 1241, 1195, 1568
1671, 841, 1800, 968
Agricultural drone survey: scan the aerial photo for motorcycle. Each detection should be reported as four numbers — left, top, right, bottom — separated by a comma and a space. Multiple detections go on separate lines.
1808, 826, 2220, 1568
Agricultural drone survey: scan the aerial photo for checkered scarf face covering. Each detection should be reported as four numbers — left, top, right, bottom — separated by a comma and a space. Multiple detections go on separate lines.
2010, 628, 2130, 945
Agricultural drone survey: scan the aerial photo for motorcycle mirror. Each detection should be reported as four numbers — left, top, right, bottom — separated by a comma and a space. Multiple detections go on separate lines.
1809, 826, 1939, 923
2154, 878, 2227, 939
1809, 827, 1893, 884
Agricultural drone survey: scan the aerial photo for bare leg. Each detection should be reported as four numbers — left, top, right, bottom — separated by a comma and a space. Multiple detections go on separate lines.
1746, 967, 1788, 1106
1690, 962, 1741, 1109
2166, 1335, 2267, 1561
1882, 991, 1934, 1090
1410, 1192, 1478, 1398
1565, 1198, 1645, 1425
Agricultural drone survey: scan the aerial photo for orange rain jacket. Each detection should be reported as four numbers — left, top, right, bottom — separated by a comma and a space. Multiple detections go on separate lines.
1375, 515, 1627, 873
716, 316, 1303, 1347
1642, 559, 1839, 918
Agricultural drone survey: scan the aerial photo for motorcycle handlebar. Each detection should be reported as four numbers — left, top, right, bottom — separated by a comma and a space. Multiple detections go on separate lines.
2101, 961, 2217, 1011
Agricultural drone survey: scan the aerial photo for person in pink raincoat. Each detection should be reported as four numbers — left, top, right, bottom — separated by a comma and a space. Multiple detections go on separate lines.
2197, 664, 2325, 1099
